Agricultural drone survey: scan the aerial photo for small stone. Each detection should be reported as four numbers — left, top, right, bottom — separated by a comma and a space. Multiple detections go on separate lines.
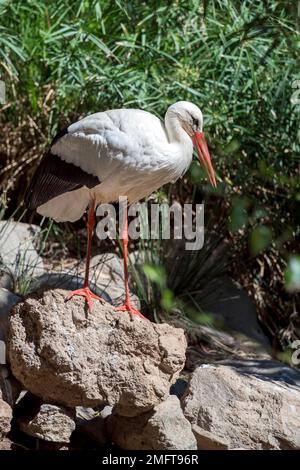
19, 404, 76, 443
107, 395, 197, 450
0, 437, 13, 450
0, 365, 22, 407
0, 271, 13, 291
9, 289, 186, 415
76, 407, 98, 422
100, 406, 113, 419
0, 221, 44, 279
0, 392, 12, 438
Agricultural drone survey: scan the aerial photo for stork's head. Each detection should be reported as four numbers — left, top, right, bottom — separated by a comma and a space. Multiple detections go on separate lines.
167, 101, 217, 187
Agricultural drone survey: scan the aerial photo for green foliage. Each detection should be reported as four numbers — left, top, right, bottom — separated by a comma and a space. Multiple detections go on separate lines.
229, 197, 249, 232
285, 255, 300, 293
249, 225, 273, 257
142, 263, 176, 313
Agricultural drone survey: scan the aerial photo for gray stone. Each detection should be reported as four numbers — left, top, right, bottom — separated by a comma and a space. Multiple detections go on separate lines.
30, 273, 111, 303
108, 395, 197, 450
0, 271, 13, 291
76, 406, 98, 422
195, 277, 269, 347
0, 365, 22, 407
19, 403, 76, 443
99, 405, 113, 419
9, 289, 186, 415
0, 387, 12, 438
182, 363, 300, 450
0, 221, 44, 279
90, 253, 140, 308
0, 288, 21, 343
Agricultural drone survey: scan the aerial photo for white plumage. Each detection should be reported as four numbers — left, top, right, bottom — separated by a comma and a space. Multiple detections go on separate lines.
36, 103, 204, 222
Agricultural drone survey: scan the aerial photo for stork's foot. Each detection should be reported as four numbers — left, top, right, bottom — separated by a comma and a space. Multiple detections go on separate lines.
67, 286, 105, 311
115, 301, 147, 320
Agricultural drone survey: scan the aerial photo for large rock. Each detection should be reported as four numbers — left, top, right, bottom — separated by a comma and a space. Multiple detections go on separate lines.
19, 404, 75, 443
107, 395, 197, 450
195, 276, 269, 347
182, 363, 300, 450
9, 289, 186, 415
0, 221, 44, 279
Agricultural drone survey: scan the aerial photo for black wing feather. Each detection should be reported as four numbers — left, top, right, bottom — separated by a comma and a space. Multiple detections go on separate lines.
25, 150, 99, 210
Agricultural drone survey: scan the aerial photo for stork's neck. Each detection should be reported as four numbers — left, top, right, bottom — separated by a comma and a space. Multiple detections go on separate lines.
164, 112, 192, 147
164, 111, 193, 176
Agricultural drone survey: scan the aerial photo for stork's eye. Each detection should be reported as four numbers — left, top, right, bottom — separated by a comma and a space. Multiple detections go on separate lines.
192, 116, 199, 129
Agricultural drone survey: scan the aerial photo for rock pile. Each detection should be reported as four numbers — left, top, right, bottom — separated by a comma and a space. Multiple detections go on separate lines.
0, 258, 299, 450
4, 288, 198, 449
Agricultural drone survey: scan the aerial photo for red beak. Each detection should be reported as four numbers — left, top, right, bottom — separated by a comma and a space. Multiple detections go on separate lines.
192, 131, 217, 188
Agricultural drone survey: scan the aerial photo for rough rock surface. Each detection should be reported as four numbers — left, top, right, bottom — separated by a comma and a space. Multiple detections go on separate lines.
182, 363, 300, 450
19, 404, 75, 443
107, 395, 197, 450
0, 221, 44, 278
9, 289, 186, 415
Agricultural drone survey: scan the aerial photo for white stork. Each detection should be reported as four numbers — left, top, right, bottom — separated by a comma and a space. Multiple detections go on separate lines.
25, 101, 216, 318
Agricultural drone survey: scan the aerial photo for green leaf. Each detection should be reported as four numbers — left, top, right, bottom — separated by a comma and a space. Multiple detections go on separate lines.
285, 256, 300, 293
249, 225, 273, 256
229, 197, 249, 232
161, 289, 176, 311
143, 264, 166, 288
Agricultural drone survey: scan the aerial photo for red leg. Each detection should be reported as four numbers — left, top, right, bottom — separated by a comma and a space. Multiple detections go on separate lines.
68, 199, 105, 311
115, 206, 147, 320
